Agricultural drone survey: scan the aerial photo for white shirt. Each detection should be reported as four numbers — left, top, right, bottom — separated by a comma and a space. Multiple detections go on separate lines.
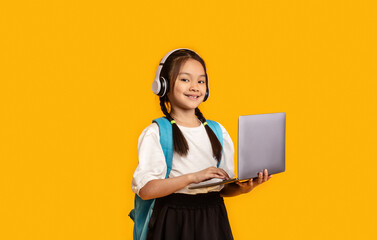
132, 121, 235, 195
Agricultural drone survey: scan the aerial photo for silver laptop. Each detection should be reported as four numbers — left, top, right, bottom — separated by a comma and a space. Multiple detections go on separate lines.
189, 112, 286, 189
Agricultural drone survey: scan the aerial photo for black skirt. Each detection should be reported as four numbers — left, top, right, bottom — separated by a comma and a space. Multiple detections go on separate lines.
147, 192, 234, 240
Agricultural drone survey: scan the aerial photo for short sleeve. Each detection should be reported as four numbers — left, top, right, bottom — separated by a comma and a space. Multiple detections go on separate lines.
217, 122, 235, 179
131, 123, 167, 196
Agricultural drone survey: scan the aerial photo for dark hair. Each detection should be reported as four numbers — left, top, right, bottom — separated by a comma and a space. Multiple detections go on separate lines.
159, 49, 223, 161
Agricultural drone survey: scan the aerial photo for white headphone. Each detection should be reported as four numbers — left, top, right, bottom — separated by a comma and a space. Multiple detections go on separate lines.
152, 48, 210, 102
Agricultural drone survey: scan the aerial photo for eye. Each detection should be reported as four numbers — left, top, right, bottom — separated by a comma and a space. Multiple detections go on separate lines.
181, 78, 189, 82
198, 80, 206, 84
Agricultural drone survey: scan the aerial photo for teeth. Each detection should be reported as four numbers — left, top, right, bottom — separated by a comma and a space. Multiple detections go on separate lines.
186, 95, 198, 98
184, 92, 201, 98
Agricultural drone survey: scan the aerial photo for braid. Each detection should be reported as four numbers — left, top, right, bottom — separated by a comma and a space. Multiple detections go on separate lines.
195, 108, 223, 161
195, 108, 206, 123
160, 97, 172, 121
159, 96, 189, 156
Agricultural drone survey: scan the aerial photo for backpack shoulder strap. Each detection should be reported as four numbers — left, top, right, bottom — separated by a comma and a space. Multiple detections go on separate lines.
152, 117, 173, 178
206, 120, 223, 167
130, 117, 174, 240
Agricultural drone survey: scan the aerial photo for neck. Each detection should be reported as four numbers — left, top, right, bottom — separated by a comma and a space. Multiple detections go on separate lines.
170, 109, 200, 127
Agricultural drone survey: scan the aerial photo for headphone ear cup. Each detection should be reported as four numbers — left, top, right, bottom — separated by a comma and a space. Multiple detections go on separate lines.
152, 64, 165, 96
203, 90, 209, 102
152, 77, 161, 95
203, 76, 210, 102
159, 76, 168, 97
152, 74, 168, 97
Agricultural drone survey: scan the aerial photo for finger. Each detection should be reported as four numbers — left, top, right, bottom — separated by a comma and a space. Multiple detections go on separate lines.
215, 174, 227, 179
212, 168, 229, 180
247, 179, 253, 186
213, 171, 227, 179
236, 180, 252, 187
258, 172, 263, 184
263, 169, 268, 182
209, 173, 225, 180
218, 168, 230, 180
236, 180, 247, 186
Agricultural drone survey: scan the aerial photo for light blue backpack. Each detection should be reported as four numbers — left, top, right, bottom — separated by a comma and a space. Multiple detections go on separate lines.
129, 117, 223, 240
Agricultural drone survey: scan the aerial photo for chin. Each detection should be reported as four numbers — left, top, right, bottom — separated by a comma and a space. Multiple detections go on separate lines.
182, 103, 202, 110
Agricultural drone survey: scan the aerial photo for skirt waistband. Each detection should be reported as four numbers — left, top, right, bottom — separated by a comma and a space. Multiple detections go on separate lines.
155, 192, 224, 208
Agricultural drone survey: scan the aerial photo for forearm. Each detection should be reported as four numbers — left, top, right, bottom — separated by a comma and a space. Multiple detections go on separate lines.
138, 174, 193, 200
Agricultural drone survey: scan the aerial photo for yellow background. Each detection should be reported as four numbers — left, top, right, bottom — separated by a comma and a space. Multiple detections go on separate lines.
1, 0, 376, 239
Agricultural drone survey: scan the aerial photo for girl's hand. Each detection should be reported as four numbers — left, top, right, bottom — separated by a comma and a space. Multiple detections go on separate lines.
236, 169, 272, 194
189, 167, 230, 184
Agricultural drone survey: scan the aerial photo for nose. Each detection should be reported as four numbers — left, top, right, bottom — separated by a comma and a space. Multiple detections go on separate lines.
189, 81, 199, 91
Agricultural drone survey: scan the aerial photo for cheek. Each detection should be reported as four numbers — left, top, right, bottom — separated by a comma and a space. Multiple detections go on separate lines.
173, 85, 185, 95
168, 88, 181, 101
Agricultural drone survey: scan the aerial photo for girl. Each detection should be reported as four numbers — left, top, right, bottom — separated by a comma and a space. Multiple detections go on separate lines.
132, 48, 272, 240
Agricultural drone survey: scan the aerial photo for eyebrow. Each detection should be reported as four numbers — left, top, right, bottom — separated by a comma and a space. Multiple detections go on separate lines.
179, 72, 206, 77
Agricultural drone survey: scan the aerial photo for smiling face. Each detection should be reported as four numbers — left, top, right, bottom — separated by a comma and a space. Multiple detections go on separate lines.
167, 58, 207, 112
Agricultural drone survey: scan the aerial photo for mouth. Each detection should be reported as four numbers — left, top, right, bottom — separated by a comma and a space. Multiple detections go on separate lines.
184, 94, 201, 100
